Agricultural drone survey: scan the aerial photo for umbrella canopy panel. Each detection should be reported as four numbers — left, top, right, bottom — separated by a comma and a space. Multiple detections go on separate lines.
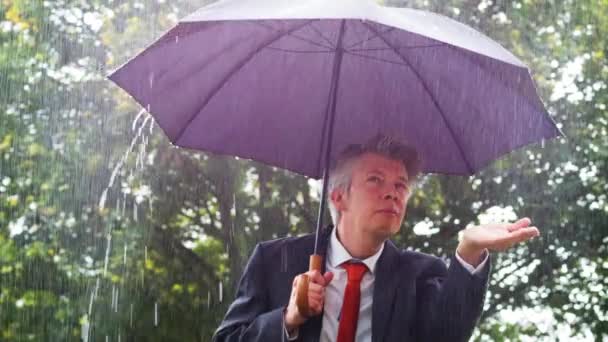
109, 0, 561, 178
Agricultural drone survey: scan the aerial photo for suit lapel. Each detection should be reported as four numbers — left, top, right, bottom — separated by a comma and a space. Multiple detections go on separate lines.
318, 225, 333, 274
372, 241, 401, 342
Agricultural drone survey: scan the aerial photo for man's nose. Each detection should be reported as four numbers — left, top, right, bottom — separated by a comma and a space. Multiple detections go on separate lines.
383, 187, 399, 200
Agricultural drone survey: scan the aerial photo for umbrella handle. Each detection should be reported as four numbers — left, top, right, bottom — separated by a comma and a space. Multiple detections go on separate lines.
295, 254, 323, 316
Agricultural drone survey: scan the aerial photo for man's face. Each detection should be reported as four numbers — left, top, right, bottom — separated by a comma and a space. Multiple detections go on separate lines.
333, 152, 411, 240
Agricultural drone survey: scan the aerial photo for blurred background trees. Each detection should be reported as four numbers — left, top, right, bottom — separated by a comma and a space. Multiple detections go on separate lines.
0, 0, 606, 340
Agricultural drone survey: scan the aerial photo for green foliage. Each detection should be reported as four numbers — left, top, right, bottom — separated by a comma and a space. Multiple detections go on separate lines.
0, 0, 606, 341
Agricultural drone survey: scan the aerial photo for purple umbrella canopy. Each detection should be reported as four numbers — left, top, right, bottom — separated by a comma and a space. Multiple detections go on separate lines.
109, 0, 562, 178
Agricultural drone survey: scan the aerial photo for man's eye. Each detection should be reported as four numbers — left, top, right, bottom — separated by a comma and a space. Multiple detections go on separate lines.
396, 183, 409, 191
368, 176, 382, 183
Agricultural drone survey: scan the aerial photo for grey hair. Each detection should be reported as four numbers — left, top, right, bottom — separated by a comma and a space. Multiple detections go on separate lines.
326, 134, 422, 226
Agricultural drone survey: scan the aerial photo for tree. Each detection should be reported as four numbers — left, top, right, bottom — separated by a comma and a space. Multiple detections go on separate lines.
1, 0, 606, 341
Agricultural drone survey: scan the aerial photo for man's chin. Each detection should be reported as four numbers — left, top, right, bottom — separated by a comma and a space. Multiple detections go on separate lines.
371, 223, 401, 240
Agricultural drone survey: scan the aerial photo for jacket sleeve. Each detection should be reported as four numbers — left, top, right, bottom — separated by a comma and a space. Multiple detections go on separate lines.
414, 253, 492, 342
212, 243, 290, 342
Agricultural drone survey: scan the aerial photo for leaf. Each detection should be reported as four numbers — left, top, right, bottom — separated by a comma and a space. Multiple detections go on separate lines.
0, 134, 12, 152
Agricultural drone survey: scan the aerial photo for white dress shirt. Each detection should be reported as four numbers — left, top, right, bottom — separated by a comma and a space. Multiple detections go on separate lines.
286, 227, 489, 341
319, 227, 384, 342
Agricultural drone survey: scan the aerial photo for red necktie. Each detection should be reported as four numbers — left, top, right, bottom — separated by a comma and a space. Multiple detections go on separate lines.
337, 261, 368, 342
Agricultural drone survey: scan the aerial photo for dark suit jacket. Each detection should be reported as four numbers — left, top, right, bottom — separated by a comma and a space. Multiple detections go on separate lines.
213, 225, 491, 342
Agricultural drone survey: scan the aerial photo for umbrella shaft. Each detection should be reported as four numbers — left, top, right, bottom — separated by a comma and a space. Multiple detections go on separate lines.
314, 20, 346, 254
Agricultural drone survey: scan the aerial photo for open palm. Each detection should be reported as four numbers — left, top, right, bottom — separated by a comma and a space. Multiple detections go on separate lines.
462, 218, 540, 252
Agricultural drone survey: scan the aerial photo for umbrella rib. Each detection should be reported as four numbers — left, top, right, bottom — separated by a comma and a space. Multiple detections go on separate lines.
314, 19, 347, 253
253, 21, 334, 50
344, 26, 395, 50
343, 50, 409, 67
444, 45, 550, 117
290, 33, 334, 50
347, 48, 553, 173
308, 21, 337, 49
152, 28, 261, 98
265, 46, 334, 54
347, 43, 443, 52
174, 20, 318, 144
362, 22, 475, 174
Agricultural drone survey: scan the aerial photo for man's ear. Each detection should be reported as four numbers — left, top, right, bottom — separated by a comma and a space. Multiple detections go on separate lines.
330, 188, 348, 212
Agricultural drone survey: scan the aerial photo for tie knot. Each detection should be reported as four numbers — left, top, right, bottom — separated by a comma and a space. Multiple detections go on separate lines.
342, 261, 368, 283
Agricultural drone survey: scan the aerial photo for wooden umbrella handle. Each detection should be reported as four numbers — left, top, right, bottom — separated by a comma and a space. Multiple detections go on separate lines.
295, 254, 323, 316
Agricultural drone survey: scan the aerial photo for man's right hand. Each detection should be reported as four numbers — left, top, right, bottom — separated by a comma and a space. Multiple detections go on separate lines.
284, 270, 334, 332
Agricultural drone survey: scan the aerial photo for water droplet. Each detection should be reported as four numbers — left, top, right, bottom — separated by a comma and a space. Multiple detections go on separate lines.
89, 278, 100, 316
99, 110, 151, 212
103, 233, 112, 277
132, 109, 146, 131
81, 319, 90, 342
122, 192, 127, 217
219, 281, 223, 303
111, 286, 116, 307
99, 189, 108, 210
148, 72, 155, 89
281, 246, 288, 272
154, 302, 159, 326
111, 285, 119, 312
115, 288, 119, 313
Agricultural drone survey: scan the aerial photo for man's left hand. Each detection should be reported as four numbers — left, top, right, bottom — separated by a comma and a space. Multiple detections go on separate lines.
457, 217, 540, 266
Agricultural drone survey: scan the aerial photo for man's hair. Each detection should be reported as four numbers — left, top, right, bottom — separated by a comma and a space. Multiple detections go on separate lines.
326, 134, 422, 226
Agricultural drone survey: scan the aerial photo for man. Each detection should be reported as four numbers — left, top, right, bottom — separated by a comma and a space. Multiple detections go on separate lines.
213, 135, 539, 342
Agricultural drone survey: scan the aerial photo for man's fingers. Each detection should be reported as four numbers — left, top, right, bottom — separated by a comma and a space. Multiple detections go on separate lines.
504, 227, 539, 247
308, 270, 334, 286
308, 296, 325, 315
517, 227, 540, 239
292, 271, 328, 295
309, 301, 323, 315
308, 279, 327, 315
294, 270, 323, 288
308, 282, 325, 295
292, 270, 330, 307
309, 292, 323, 302
507, 217, 532, 232
306, 294, 321, 309
288, 271, 329, 319
308, 270, 326, 285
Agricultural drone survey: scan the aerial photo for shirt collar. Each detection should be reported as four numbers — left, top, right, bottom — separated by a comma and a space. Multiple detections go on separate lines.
328, 225, 384, 274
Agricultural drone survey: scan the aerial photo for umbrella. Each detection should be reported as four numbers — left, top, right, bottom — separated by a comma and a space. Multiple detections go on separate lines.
108, 0, 562, 314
